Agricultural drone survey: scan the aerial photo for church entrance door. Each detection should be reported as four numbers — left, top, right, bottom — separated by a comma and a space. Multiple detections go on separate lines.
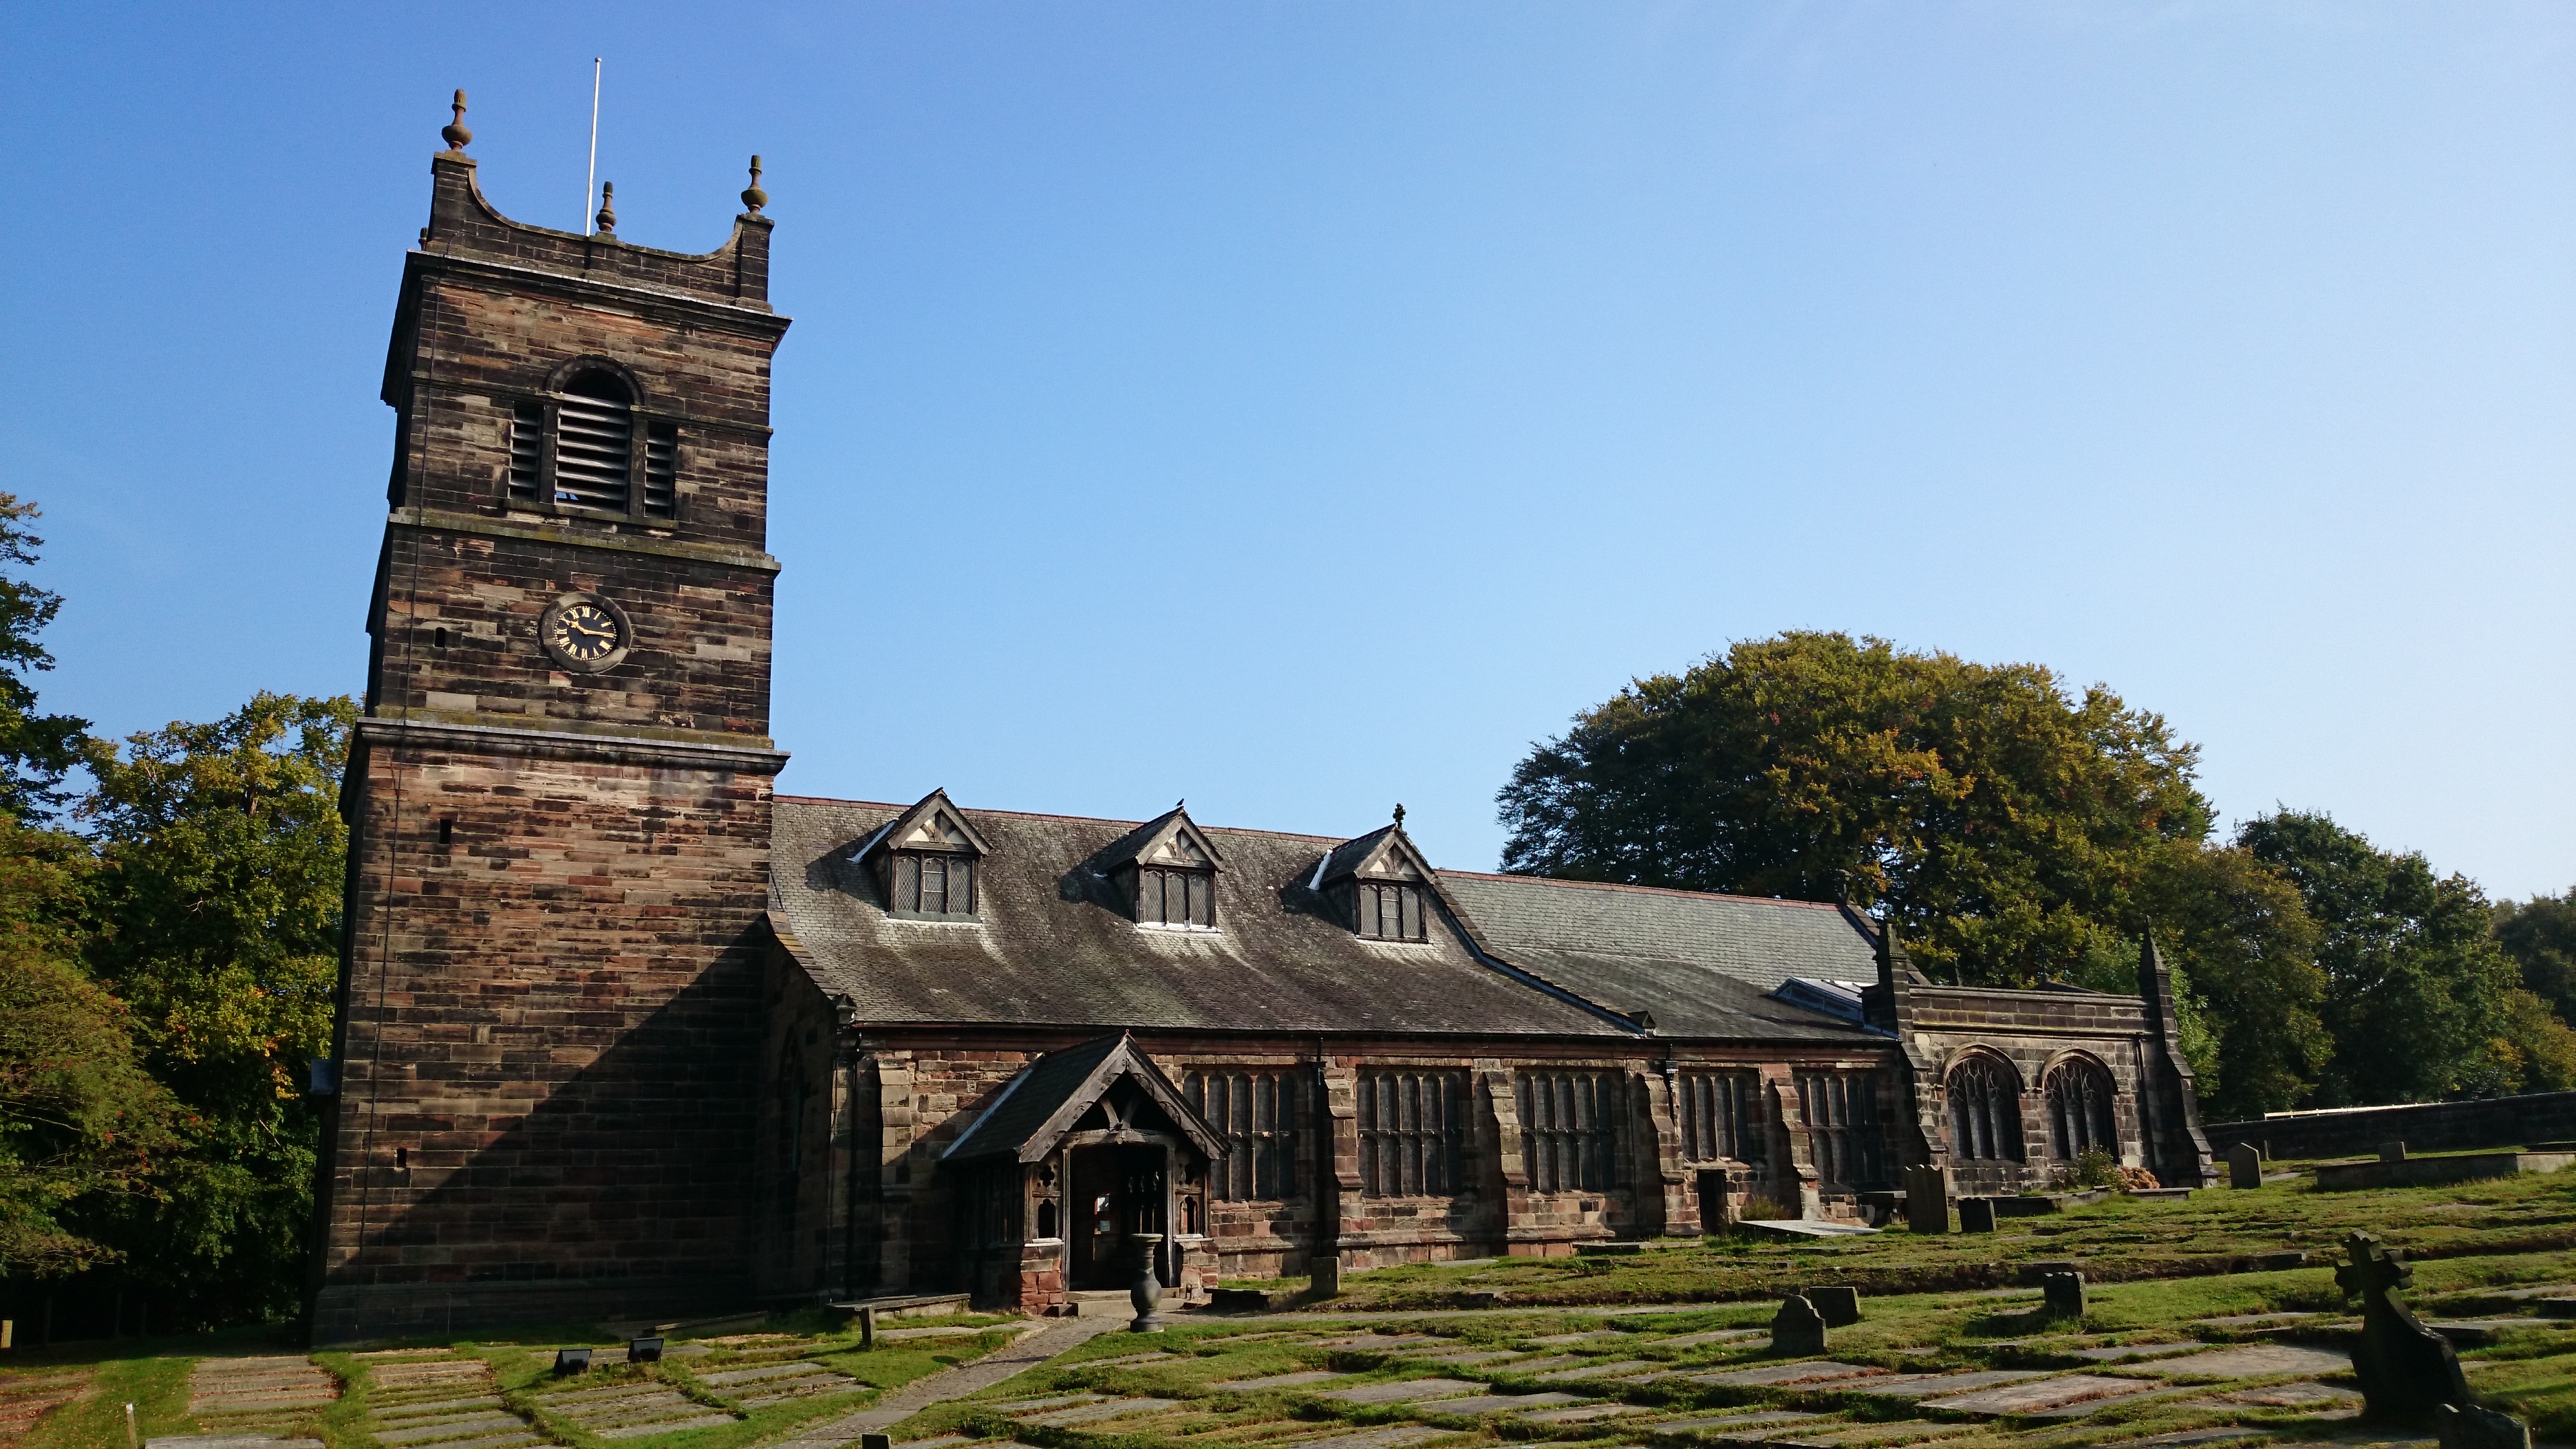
1069, 1144, 1167, 1289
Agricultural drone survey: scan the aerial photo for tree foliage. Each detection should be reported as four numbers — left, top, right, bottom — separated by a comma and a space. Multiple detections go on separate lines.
2236, 810, 2520, 1106
74, 692, 354, 1322
2497, 889, 2576, 1026
0, 497, 94, 820
2131, 843, 2329, 1120
1498, 631, 2213, 985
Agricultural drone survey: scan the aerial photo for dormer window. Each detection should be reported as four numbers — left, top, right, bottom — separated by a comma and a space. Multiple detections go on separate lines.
1138, 866, 1214, 928
1091, 806, 1227, 932
855, 788, 993, 922
1313, 812, 1439, 943
1356, 881, 1426, 942
892, 851, 975, 917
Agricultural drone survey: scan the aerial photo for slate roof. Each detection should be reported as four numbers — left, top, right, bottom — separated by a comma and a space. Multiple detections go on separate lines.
770, 798, 1627, 1038
769, 796, 1883, 1046
1433, 871, 1884, 1042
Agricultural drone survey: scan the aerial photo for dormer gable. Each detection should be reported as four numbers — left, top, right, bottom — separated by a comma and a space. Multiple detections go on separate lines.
1093, 806, 1226, 930
853, 788, 992, 920
1310, 811, 1440, 942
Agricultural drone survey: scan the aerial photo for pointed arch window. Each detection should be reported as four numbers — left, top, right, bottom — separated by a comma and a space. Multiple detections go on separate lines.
1946, 1054, 2025, 1163
2044, 1057, 2118, 1159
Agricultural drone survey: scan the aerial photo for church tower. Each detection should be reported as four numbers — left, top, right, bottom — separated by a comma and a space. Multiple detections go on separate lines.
309, 93, 792, 1342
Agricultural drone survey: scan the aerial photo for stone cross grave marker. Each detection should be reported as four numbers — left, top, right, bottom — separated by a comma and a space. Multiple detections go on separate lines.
2227, 1142, 2263, 1190
1772, 1293, 1828, 1355
2334, 1230, 2469, 1417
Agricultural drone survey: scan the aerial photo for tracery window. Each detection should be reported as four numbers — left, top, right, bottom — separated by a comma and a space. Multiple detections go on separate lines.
1356, 881, 1427, 941
1356, 1069, 1465, 1197
1946, 1053, 2025, 1163
1796, 1070, 1886, 1187
1676, 1069, 1762, 1163
1188, 1069, 1299, 1201
2045, 1057, 2118, 1159
1518, 1070, 1622, 1193
1138, 865, 1216, 928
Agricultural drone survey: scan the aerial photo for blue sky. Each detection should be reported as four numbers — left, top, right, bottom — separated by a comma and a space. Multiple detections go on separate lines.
3, 3, 2570, 899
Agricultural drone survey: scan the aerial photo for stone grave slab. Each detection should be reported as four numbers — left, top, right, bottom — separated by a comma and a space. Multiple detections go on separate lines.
980, 1393, 1102, 1413
2212, 1381, 2364, 1416
1847, 1371, 2046, 1400
1653, 1329, 1768, 1349
1279, 1428, 1451, 1449
1317, 1334, 1446, 1349
1210, 1371, 1348, 1390
1408, 1349, 1519, 1366
598, 1416, 739, 1440
1524, 1403, 1644, 1423
1789, 1421, 1979, 1446
1022, 1397, 1183, 1426
1492, 1356, 1586, 1374
1079, 1352, 1180, 1370
148, 1440, 323, 1449
1530, 1331, 1632, 1346
2026, 1386, 2196, 1420
374, 1415, 526, 1444
2422, 1319, 2552, 1345
2074, 1342, 2207, 1362
2196, 1313, 2326, 1329
1920, 1373, 2158, 1416
1414, 1391, 1589, 1415
1320, 1377, 1486, 1405
2115, 1430, 2271, 1448
1740, 1220, 1880, 1240
1650, 1411, 1827, 1434
1695, 1361, 1887, 1388
1534, 1360, 1654, 1381
2145, 1344, 2353, 1379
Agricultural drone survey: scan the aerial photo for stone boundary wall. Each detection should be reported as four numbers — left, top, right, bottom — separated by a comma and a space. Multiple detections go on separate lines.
2205, 1090, 2576, 1161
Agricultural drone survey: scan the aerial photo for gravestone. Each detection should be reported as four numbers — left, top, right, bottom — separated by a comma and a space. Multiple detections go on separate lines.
2436, 1403, 2531, 1449
1803, 1285, 1862, 1327
1904, 1166, 1949, 1234
1772, 1293, 1828, 1355
2335, 1230, 2470, 1417
2227, 1142, 2263, 1190
1309, 1254, 1341, 1297
2040, 1271, 2086, 1322
2379, 1141, 2410, 1163
1958, 1197, 1998, 1234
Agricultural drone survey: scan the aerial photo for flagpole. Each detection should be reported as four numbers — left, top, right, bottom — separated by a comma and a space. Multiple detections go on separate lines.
584, 58, 602, 234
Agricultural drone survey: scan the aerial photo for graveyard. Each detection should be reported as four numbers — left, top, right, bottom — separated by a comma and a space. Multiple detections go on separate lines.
15, 1155, 2576, 1449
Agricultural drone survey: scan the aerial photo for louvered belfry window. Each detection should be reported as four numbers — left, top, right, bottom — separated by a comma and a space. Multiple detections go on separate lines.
1357, 882, 1427, 941
1677, 1069, 1762, 1163
1138, 866, 1216, 928
643, 422, 678, 518
508, 401, 543, 503
553, 373, 635, 511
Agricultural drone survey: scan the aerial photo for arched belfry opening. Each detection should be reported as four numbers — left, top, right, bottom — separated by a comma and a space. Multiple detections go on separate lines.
939, 1034, 1224, 1303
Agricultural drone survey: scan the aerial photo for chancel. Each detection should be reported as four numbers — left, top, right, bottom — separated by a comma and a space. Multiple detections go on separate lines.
303, 96, 2215, 1344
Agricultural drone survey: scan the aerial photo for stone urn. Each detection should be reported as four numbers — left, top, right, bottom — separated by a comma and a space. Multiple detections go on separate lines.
1129, 1232, 1167, 1332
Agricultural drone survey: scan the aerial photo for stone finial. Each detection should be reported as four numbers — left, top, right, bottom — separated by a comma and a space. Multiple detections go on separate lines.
742, 155, 769, 213
1392, 804, 1405, 828
441, 89, 472, 152
594, 182, 617, 235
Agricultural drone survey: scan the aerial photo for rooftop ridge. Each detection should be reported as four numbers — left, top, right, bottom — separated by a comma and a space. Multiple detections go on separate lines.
1436, 867, 1851, 912
772, 794, 1358, 848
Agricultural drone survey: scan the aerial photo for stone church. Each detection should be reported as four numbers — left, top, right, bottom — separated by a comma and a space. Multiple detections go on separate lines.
305, 101, 2212, 1344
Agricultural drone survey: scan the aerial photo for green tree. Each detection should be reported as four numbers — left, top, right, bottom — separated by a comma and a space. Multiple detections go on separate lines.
1497, 631, 2212, 985
2496, 888, 2576, 1024
2237, 810, 2519, 1106
77, 691, 355, 1323
0, 817, 178, 1279
2132, 844, 2329, 1120
2496, 987, 2576, 1094
0, 496, 94, 820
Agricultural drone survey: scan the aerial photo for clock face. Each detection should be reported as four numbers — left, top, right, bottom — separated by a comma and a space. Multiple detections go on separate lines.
539, 594, 631, 671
